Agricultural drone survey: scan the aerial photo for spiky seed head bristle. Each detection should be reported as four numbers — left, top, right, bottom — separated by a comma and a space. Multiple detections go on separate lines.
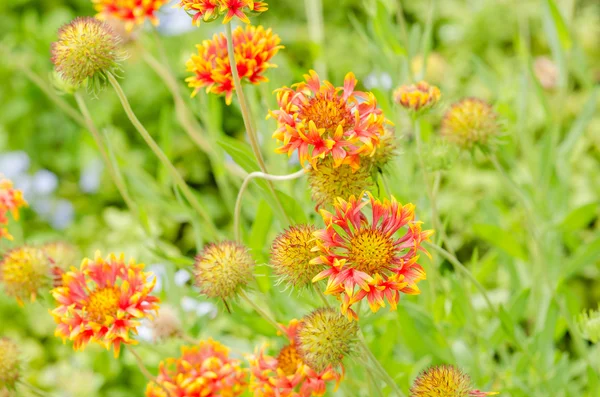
296, 307, 358, 372
0, 246, 51, 305
441, 98, 499, 150
270, 224, 319, 289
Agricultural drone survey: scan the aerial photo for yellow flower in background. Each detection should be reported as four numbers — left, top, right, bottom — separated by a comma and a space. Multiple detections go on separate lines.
186, 25, 282, 105
93, 0, 168, 31
0, 338, 20, 392
194, 241, 254, 300
410, 365, 498, 397
270, 224, 319, 289
393, 81, 441, 113
145, 339, 247, 396
441, 98, 499, 150
51, 17, 124, 91
178, 0, 268, 25
0, 177, 27, 241
248, 319, 342, 396
0, 247, 51, 305
50, 252, 160, 357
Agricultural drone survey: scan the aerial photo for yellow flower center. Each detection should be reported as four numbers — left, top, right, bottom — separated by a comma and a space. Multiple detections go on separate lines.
298, 94, 354, 132
348, 229, 395, 274
276, 345, 303, 376
87, 286, 120, 323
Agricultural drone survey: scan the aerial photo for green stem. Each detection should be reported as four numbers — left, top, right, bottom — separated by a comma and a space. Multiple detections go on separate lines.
313, 284, 331, 307
107, 72, 219, 239
239, 289, 286, 334
74, 92, 137, 212
224, 23, 290, 226
357, 332, 405, 397
126, 345, 170, 395
234, 168, 306, 241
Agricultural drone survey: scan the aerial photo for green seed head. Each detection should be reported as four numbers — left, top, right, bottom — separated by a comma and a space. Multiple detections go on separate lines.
0, 338, 20, 391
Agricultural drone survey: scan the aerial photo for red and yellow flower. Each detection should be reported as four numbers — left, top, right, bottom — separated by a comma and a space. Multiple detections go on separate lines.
178, 0, 268, 25
186, 25, 282, 105
393, 81, 441, 113
312, 193, 433, 320
145, 339, 247, 396
248, 319, 342, 397
270, 71, 390, 170
93, 0, 168, 31
50, 251, 160, 357
0, 177, 27, 241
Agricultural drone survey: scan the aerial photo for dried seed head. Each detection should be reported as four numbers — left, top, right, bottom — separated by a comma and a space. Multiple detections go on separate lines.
150, 305, 183, 341
441, 98, 499, 150
410, 365, 498, 397
51, 17, 124, 91
270, 224, 320, 289
0, 246, 51, 305
296, 308, 358, 372
0, 338, 20, 391
194, 241, 254, 300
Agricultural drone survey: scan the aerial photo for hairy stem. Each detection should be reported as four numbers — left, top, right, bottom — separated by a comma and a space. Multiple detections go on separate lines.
107, 72, 219, 239
234, 168, 307, 241
74, 92, 136, 212
357, 332, 405, 397
224, 22, 290, 225
126, 345, 170, 395
239, 289, 286, 334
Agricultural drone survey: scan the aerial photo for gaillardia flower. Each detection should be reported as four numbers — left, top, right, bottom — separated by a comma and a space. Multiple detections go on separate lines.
393, 81, 441, 113
50, 252, 159, 357
51, 17, 124, 90
270, 70, 391, 170
0, 246, 51, 305
178, 0, 268, 25
0, 338, 20, 391
186, 25, 282, 105
270, 224, 319, 289
441, 98, 499, 150
42, 241, 80, 287
0, 177, 27, 241
145, 339, 247, 396
93, 0, 168, 30
248, 319, 342, 396
194, 241, 254, 300
410, 365, 498, 397
312, 193, 433, 320
296, 308, 358, 373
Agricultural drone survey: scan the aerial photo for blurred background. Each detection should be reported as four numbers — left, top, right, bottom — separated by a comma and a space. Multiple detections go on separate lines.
1, 0, 599, 396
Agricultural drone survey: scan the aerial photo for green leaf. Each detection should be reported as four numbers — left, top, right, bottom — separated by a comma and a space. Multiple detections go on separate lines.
560, 235, 600, 281
558, 87, 599, 156
248, 200, 273, 255
218, 136, 260, 173
558, 201, 600, 231
472, 224, 528, 260
545, 0, 572, 51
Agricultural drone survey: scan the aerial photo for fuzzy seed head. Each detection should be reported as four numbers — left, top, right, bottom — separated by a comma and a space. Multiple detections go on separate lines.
194, 241, 254, 300
0, 246, 51, 305
51, 17, 123, 89
410, 365, 497, 397
308, 157, 373, 209
0, 338, 20, 390
270, 224, 319, 289
393, 81, 441, 113
369, 128, 398, 171
296, 308, 358, 372
42, 241, 80, 287
441, 98, 499, 150
150, 305, 183, 341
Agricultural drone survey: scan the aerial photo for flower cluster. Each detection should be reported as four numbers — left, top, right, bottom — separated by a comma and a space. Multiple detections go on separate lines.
145, 339, 247, 396
270, 71, 390, 170
312, 193, 433, 320
50, 252, 160, 357
51, 17, 124, 90
248, 318, 344, 396
410, 365, 497, 397
93, 0, 168, 30
178, 0, 268, 25
393, 81, 441, 113
0, 246, 51, 305
186, 25, 282, 105
0, 177, 27, 241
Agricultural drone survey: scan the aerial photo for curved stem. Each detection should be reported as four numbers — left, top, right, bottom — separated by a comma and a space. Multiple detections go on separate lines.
234, 168, 307, 241
107, 72, 219, 239
126, 345, 170, 395
357, 332, 405, 397
313, 284, 330, 307
239, 289, 286, 334
176, 330, 199, 345
74, 92, 137, 212
224, 23, 290, 225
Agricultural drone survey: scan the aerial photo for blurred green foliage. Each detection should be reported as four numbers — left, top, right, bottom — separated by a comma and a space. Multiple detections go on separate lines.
1, 0, 599, 396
